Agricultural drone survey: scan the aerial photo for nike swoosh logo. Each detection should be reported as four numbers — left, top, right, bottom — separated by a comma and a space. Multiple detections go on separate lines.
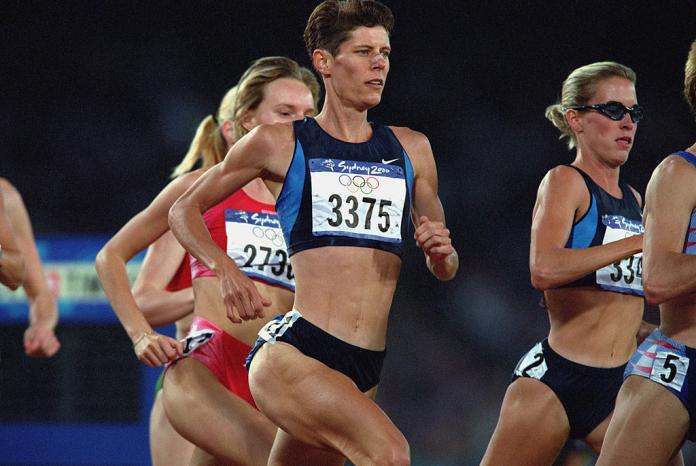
381, 158, 399, 164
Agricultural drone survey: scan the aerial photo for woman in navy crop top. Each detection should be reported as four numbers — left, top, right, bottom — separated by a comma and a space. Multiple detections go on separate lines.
97, 57, 319, 465
597, 39, 696, 466
483, 62, 648, 465
170, 2, 459, 464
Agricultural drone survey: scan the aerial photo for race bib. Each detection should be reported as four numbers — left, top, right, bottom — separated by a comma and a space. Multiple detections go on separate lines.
596, 215, 643, 295
650, 351, 690, 392
514, 342, 548, 379
180, 328, 216, 356
225, 210, 294, 290
309, 158, 405, 243
257, 309, 302, 343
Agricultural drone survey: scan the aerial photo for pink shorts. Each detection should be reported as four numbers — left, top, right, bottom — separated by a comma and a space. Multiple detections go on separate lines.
167, 316, 256, 408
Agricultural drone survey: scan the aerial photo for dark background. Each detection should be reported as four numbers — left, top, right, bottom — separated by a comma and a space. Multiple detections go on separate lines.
2, 1, 696, 464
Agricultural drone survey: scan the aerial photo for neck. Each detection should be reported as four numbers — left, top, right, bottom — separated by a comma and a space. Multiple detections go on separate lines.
573, 151, 621, 194
314, 92, 372, 143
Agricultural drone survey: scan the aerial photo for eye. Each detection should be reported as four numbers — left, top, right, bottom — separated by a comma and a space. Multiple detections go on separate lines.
381, 50, 391, 58
356, 49, 369, 56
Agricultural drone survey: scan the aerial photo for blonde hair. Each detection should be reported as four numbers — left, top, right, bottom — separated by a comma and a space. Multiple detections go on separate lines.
545, 61, 637, 150
685, 39, 696, 119
171, 86, 238, 178
231, 56, 321, 140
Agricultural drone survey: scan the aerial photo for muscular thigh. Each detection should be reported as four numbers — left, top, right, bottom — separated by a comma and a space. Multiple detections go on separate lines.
597, 376, 689, 466
249, 342, 403, 455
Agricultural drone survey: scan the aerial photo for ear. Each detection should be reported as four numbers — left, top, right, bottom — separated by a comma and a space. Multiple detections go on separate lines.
565, 109, 583, 134
312, 49, 331, 77
221, 119, 236, 146
240, 110, 256, 134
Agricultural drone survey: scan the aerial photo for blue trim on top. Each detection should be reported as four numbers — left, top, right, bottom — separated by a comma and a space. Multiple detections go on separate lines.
403, 148, 415, 223
568, 193, 597, 249
675, 151, 696, 168
276, 141, 306, 250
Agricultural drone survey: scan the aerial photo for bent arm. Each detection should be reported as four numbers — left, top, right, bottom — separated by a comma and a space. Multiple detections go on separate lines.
396, 128, 458, 281
2, 179, 60, 357
95, 174, 197, 364
132, 230, 193, 327
169, 124, 290, 320
529, 166, 642, 290
642, 156, 696, 304
0, 181, 25, 289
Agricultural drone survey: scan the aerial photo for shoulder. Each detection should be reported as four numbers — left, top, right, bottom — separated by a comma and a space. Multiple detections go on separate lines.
0, 178, 23, 209
388, 126, 430, 154
648, 153, 696, 197
541, 165, 585, 190
655, 153, 696, 178
536, 165, 588, 205
0, 178, 20, 198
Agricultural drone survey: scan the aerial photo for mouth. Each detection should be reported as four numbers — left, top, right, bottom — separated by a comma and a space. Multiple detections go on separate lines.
366, 79, 384, 87
616, 136, 633, 148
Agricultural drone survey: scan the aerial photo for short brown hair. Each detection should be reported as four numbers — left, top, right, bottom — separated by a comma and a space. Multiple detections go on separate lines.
684, 39, 696, 118
303, 0, 394, 58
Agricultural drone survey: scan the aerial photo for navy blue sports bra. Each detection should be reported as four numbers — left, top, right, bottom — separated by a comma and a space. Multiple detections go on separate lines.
562, 165, 644, 296
275, 118, 414, 257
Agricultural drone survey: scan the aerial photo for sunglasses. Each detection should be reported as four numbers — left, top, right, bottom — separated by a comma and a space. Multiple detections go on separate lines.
565, 102, 644, 123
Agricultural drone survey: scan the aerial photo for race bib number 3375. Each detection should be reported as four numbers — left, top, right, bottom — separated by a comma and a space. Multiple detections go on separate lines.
309, 158, 405, 243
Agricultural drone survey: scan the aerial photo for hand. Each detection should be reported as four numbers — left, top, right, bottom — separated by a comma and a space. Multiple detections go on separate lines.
218, 264, 272, 323
23, 323, 61, 358
414, 216, 454, 264
132, 331, 183, 368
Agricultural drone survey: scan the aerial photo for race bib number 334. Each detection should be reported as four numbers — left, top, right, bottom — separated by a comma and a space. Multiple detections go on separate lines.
309, 158, 405, 243
596, 215, 643, 294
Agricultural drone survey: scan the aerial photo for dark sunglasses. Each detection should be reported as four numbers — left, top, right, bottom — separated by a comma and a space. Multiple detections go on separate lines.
565, 101, 644, 123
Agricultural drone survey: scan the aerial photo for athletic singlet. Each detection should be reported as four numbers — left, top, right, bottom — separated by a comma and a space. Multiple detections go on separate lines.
189, 189, 295, 291
562, 165, 644, 296
276, 117, 414, 257
165, 254, 191, 292
675, 151, 696, 255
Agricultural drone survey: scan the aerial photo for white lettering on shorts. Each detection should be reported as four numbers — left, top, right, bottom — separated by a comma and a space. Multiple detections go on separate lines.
181, 329, 216, 356
514, 342, 548, 380
257, 309, 302, 344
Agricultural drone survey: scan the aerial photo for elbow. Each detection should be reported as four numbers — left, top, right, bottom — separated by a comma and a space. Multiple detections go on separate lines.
643, 276, 671, 306
530, 263, 555, 291
94, 246, 112, 279
168, 200, 182, 234
4, 262, 26, 291
5, 272, 24, 291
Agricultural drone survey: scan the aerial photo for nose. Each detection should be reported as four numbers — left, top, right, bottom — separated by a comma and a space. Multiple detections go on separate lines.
371, 53, 386, 69
620, 111, 635, 129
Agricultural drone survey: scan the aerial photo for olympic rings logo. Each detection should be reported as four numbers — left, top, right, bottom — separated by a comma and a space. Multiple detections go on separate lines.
252, 227, 285, 247
339, 175, 380, 195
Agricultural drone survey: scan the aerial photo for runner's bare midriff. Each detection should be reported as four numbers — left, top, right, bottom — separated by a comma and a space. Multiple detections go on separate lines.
545, 287, 643, 367
291, 246, 401, 350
